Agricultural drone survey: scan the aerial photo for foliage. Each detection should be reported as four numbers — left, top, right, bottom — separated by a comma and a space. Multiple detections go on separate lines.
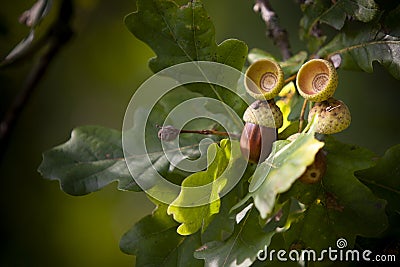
38, 0, 400, 266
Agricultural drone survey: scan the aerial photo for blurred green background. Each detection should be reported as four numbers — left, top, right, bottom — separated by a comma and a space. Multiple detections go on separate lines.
0, 0, 399, 266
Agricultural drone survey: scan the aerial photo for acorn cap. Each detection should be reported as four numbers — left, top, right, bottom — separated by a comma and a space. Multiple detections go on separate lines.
245, 59, 284, 100
243, 100, 283, 128
308, 97, 351, 134
296, 59, 338, 102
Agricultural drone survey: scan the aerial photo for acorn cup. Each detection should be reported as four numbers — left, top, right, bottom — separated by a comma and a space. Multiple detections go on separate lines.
296, 59, 338, 102
240, 99, 283, 163
308, 97, 351, 134
244, 59, 284, 100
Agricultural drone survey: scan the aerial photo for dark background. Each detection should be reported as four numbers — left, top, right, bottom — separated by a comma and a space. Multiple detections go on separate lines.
0, 0, 399, 266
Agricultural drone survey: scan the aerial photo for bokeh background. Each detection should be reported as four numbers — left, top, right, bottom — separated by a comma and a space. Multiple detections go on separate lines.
0, 0, 399, 266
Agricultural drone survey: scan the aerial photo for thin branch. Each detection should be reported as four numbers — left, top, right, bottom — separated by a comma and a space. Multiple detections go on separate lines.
254, 0, 292, 60
298, 99, 308, 133
0, 0, 74, 162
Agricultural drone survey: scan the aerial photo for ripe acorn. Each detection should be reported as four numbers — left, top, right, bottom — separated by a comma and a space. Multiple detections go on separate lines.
296, 59, 338, 102
298, 150, 327, 184
240, 99, 283, 163
244, 59, 284, 100
308, 97, 351, 134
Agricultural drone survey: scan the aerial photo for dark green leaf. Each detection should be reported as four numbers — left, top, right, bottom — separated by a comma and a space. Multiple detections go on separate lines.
195, 200, 304, 267
318, 19, 400, 79
356, 144, 400, 215
120, 200, 203, 266
300, 0, 378, 52
125, 0, 247, 73
282, 137, 388, 257
38, 126, 141, 195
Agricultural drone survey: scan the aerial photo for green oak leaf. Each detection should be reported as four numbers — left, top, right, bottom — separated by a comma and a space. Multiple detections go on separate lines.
195, 199, 305, 267
247, 49, 308, 78
167, 139, 246, 235
356, 144, 400, 215
300, 0, 378, 51
281, 137, 388, 262
38, 126, 141, 195
38, 88, 206, 196
318, 14, 400, 79
235, 119, 324, 219
125, 0, 247, 73
120, 199, 203, 266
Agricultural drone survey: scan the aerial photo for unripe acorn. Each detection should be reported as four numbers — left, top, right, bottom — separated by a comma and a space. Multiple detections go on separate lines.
240, 100, 283, 163
308, 97, 351, 134
296, 59, 338, 102
244, 59, 284, 100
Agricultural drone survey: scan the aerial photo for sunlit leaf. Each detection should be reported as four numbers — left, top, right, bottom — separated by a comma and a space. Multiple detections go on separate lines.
167, 139, 246, 235
237, 119, 324, 219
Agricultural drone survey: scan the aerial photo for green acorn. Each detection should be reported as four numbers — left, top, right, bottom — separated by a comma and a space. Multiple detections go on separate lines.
296, 59, 338, 102
308, 97, 351, 134
240, 100, 283, 163
244, 59, 284, 100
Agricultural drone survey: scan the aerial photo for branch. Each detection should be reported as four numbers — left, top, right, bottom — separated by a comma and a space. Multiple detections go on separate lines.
254, 0, 292, 60
0, 0, 74, 162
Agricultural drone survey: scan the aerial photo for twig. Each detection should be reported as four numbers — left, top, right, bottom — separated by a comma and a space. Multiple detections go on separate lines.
254, 0, 292, 60
284, 74, 297, 85
180, 129, 241, 139
0, 0, 74, 162
298, 99, 308, 133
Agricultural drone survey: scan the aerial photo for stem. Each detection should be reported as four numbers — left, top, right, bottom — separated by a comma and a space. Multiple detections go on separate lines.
0, 0, 74, 162
254, 0, 292, 60
298, 99, 308, 133
180, 129, 241, 139
284, 74, 297, 85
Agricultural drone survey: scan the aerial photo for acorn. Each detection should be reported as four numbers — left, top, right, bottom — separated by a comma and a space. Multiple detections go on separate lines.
244, 59, 284, 100
296, 59, 338, 102
240, 99, 283, 163
298, 150, 327, 184
308, 97, 351, 134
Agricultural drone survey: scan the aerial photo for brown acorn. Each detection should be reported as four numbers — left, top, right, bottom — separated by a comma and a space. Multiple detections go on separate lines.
244, 59, 284, 100
240, 100, 283, 163
298, 150, 327, 184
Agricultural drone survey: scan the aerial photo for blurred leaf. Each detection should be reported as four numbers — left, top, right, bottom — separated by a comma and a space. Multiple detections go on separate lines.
356, 144, 400, 215
318, 17, 400, 79
195, 200, 304, 267
38, 126, 141, 195
217, 39, 248, 71
282, 137, 388, 256
235, 119, 324, 219
167, 139, 245, 235
247, 48, 276, 64
120, 200, 203, 266
247, 49, 307, 78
